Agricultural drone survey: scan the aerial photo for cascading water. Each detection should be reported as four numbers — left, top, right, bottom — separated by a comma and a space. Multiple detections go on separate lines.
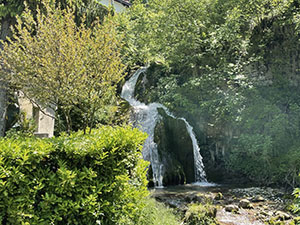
172, 116, 207, 182
121, 68, 207, 187
121, 67, 164, 187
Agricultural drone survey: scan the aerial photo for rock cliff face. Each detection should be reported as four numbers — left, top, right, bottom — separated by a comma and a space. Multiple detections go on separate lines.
154, 108, 195, 185
248, 23, 300, 86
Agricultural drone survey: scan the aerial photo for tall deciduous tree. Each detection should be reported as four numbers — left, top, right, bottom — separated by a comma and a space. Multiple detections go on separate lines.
0, 0, 49, 136
0, 0, 108, 136
0, 2, 125, 133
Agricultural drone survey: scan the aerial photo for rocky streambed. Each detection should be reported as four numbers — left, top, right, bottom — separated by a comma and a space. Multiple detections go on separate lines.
151, 184, 299, 225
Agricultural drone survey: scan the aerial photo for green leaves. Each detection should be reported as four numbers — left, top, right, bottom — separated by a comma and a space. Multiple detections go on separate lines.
121, 0, 300, 187
0, 0, 26, 18
0, 126, 148, 224
292, 186, 300, 214
1, 1, 123, 134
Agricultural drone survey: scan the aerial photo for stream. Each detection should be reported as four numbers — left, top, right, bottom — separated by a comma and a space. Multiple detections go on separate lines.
152, 184, 294, 225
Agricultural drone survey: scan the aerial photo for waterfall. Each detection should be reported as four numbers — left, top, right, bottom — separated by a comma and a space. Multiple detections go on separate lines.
165, 112, 207, 182
121, 67, 164, 187
121, 68, 207, 187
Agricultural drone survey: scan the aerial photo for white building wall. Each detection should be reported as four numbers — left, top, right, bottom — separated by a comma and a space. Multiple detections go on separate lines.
35, 107, 55, 138
98, 0, 127, 13
18, 92, 55, 138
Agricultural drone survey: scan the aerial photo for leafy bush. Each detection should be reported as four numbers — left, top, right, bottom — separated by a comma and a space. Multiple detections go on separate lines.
5, 111, 37, 138
226, 86, 300, 186
135, 197, 181, 225
0, 126, 150, 224
1, 3, 125, 134
291, 180, 300, 215
184, 202, 218, 225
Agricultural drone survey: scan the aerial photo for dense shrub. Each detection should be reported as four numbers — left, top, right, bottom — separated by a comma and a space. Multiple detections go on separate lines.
134, 197, 181, 225
184, 202, 218, 225
0, 126, 150, 224
291, 182, 300, 215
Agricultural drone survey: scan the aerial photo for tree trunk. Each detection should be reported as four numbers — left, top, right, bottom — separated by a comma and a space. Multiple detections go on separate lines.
62, 108, 72, 134
0, 84, 6, 136
0, 17, 15, 136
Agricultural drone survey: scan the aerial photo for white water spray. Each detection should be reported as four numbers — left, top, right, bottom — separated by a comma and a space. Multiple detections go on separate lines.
121, 68, 207, 187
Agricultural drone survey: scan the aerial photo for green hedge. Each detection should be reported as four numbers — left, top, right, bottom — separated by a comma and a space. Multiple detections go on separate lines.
0, 126, 149, 225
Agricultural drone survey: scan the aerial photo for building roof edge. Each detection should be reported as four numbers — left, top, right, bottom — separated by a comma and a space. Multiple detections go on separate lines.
115, 0, 131, 7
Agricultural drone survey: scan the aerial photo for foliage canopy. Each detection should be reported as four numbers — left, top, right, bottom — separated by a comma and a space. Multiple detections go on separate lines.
120, 0, 300, 186
0, 126, 150, 224
1, 3, 125, 133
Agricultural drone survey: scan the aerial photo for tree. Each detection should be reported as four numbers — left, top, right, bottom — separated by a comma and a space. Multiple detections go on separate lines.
0, 0, 108, 29
0, 2, 125, 133
0, 0, 109, 136
0, 0, 53, 137
119, 0, 300, 186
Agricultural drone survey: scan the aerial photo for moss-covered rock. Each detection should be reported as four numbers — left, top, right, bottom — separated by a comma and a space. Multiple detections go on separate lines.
154, 108, 196, 185
184, 203, 218, 225
134, 63, 170, 104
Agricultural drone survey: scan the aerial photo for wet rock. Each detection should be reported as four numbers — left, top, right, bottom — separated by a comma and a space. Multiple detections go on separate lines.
255, 213, 266, 221
261, 210, 273, 217
225, 204, 239, 213
192, 194, 205, 203
230, 187, 286, 202
167, 199, 182, 209
155, 196, 164, 202
274, 211, 291, 221
155, 109, 195, 186
184, 195, 193, 202
252, 195, 265, 202
239, 199, 253, 209
191, 193, 214, 203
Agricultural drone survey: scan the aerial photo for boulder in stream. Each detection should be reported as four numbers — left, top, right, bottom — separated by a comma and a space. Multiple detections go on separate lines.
239, 199, 254, 209
225, 204, 239, 213
252, 195, 265, 203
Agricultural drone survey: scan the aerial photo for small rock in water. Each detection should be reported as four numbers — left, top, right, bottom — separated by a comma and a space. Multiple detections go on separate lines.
239, 199, 253, 209
252, 195, 265, 202
192, 194, 205, 203
184, 195, 193, 202
225, 204, 239, 213
167, 200, 182, 209
261, 210, 273, 217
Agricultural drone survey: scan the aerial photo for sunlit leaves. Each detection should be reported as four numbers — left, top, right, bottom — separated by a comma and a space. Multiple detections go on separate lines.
0, 126, 149, 224
1, 2, 124, 132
